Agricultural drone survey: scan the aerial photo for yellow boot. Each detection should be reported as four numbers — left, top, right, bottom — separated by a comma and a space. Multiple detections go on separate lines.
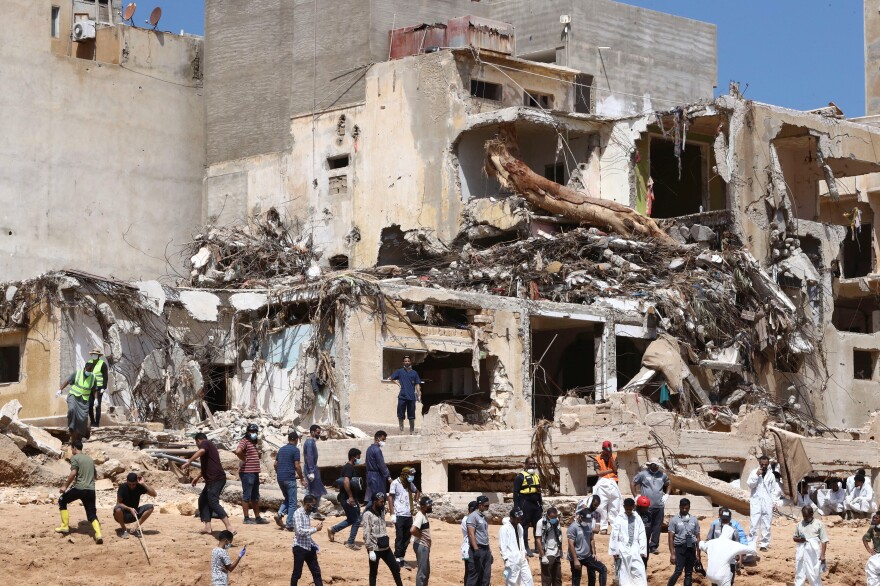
92, 519, 103, 544
55, 510, 70, 534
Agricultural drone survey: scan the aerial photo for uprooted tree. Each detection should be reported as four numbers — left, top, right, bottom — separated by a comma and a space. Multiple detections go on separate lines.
484, 124, 677, 245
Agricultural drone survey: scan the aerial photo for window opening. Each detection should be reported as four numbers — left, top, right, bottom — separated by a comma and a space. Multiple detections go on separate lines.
649, 137, 705, 219
470, 79, 502, 101
51, 6, 61, 38
328, 155, 349, 170
0, 346, 21, 383
544, 163, 566, 185
853, 349, 877, 380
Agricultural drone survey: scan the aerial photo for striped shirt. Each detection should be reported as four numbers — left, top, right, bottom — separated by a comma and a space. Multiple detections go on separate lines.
293, 507, 317, 550
236, 439, 261, 474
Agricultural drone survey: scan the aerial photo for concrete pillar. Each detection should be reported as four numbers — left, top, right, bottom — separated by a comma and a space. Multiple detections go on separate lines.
421, 458, 449, 493
867, 0, 880, 115
559, 454, 590, 495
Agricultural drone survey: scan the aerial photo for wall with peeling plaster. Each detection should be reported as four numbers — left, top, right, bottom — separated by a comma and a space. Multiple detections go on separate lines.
0, 309, 63, 419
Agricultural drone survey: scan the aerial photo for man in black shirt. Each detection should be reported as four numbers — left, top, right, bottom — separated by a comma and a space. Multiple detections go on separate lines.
113, 472, 157, 537
329, 448, 363, 549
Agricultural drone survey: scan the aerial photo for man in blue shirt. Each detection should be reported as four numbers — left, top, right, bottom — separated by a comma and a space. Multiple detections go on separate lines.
274, 431, 305, 530
389, 355, 422, 435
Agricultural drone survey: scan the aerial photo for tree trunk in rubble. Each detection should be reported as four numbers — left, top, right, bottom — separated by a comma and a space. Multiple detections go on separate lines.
484, 124, 677, 245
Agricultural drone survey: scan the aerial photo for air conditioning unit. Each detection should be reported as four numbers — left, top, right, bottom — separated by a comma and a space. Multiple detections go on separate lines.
72, 20, 96, 41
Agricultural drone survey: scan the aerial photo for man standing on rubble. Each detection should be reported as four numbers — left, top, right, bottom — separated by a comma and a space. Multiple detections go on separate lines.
365, 430, 392, 504
58, 360, 97, 444
235, 423, 269, 524
274, 431, 305, 530
183, 432, 236, 535
667, 498, 701, 586
389, 355, 422, 435
593, 440, 622, 533
747, 455, 778, 552
514, 456, 543, 557
303, 424, 327, 519
631, 460, 670, 554
85, 348, 109, 427
793, 505, 828, 586
55, 439, 103, 543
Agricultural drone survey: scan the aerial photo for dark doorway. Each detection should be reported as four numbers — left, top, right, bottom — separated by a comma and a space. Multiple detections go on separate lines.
650, 137, 704, 219
616, 337, 648, 389
842, 225, 873, 278
0, 346, 20, 383
531, 317, 598, 422
203, 365, 232, 413
833, 297, 879, 333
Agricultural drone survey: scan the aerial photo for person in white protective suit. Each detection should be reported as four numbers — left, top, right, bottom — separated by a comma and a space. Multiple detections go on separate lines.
592, 440, 621, 533
746, 455, 779, 551
847, 469, 867, 492
815, 480, 846, 517
863, 512, 880, 586
608, 498, 647, 586
845, 472, 876, 519
498, 507, 534, 586
699, 530, 755, 586
793, 506, 828, 586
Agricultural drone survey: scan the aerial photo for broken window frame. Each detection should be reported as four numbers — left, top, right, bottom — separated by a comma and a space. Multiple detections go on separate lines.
523, 90, 553, 109
644, 132, 712, 218
470, 79, 503, 102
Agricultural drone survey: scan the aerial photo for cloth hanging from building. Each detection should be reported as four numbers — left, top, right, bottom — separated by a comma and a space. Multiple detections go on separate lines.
769, 426, 811, 499
642, 334, 687, 394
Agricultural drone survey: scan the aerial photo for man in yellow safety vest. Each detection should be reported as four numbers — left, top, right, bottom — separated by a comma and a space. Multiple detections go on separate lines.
58, 361, 97, 444
86, 348, 109, 427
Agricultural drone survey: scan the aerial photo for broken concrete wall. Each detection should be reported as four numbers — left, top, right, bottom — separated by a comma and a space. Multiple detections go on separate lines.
0, 307, 62, 419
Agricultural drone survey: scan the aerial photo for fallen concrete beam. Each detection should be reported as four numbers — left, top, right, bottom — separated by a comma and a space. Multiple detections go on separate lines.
668, 467, 750, 515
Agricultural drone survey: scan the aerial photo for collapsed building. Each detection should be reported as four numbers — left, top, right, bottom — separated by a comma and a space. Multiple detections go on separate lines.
5, 0, 880, 513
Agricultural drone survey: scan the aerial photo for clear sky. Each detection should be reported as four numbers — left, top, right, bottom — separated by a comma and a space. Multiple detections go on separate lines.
153, 0, 866, 116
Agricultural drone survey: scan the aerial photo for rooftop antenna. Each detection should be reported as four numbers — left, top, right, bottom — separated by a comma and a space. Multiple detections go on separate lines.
123, 2, 136, 26
147, 6, 161, 30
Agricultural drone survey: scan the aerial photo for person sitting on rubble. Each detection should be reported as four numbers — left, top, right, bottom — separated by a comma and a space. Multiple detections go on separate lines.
796, 480, 815, 509
57, 360, 98, 444
845, 472, 876, 519
388, 355, 423, 435
815, 479, 847, 517
592, 440, 622, 534
848, 469, 868, 492
235, 423, 269, 524
112, 472, 156, 538
85, 347, 109, 427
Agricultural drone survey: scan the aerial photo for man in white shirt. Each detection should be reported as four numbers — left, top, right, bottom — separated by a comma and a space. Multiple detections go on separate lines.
746, 455, 779, 551
846, 472, 876, 519
499, 507, 534, 586
389, 466, 420, 567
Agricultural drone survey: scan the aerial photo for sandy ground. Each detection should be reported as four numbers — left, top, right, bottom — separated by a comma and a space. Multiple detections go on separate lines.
2, 496, 876, 586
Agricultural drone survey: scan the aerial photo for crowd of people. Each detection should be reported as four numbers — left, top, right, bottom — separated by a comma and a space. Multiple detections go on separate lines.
53, 358, 880, 585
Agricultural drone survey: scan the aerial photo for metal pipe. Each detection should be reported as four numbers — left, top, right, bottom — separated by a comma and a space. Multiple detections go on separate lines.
152, 452, 201, 468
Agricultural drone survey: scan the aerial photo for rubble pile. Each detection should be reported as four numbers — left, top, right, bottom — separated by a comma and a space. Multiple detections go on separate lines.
381, 227, 809, 364
185, 208, 322, 288
186, 407, 368, 450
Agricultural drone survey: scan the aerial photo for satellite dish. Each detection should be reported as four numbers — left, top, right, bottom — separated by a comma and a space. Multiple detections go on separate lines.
123, 2, 136, 24
147, 6, 161, 29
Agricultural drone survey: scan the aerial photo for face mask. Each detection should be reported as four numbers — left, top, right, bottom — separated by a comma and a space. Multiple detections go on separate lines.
527, 468, 537, 474
223, 543, 231, 550
407, 475, 415, 482
379, 441, 386, 447
355, 458, 362, 465
579, 519, 589, 526
549, 518, 558, 525
249, 433, 257, 440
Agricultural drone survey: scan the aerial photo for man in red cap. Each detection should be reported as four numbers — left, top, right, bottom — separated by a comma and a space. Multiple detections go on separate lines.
592, 440, 621, 533
635, 496, 653, 566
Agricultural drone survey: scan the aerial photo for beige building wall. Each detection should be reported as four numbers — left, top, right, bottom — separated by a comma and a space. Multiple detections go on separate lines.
1, 0, 205, 281
0, 309, 63, 419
